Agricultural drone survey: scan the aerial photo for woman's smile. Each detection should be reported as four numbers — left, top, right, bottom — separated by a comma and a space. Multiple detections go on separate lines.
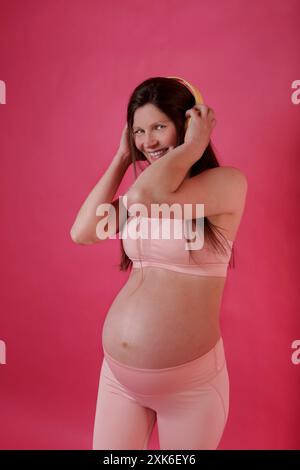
147, 147, 169, 160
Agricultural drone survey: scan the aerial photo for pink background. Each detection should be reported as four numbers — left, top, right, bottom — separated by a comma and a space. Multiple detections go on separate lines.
0, 0, 300, 450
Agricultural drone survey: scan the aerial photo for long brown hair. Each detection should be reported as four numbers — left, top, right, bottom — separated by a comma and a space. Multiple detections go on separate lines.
118, 76, 235, 272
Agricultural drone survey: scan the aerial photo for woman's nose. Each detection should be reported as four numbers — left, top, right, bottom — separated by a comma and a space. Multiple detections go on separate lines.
144, 133, 158, 148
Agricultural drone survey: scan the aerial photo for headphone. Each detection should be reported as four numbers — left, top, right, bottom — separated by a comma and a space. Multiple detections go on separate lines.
167, 76, 204, 131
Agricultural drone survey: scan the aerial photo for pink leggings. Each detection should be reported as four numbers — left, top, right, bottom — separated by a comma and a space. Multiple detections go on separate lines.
92, 337, 229, 450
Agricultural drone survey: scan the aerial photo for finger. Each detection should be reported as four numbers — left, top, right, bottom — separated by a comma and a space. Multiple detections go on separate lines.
203, 108, 215, 125
194, 104, 208, 118
194, 104, 208, 111
190, 107, 203, 116
194, 104, 208, 109
208, 110, 216, 126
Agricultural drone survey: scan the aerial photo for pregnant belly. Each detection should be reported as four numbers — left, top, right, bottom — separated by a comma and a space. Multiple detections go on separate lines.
102, 268, 225, 369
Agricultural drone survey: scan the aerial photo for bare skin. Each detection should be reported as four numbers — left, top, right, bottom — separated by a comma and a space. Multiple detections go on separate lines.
102, 208, 244, 368
72, 103, 246, 369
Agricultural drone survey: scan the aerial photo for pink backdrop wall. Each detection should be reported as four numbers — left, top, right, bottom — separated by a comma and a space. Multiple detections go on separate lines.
0, 0, 299, 450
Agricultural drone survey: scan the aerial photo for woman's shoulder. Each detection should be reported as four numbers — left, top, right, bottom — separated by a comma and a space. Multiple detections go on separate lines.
201, 166, 248, 192
217, 165, 248, 183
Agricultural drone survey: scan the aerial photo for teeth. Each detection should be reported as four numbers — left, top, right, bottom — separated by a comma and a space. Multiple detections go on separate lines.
149, 148, 168, 158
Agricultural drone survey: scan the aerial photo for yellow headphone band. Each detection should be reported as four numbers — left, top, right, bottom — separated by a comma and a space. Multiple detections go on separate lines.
167, 76, 204, 105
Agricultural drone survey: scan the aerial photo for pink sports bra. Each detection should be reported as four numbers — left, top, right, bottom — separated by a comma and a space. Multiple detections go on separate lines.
121, 215, 233, 278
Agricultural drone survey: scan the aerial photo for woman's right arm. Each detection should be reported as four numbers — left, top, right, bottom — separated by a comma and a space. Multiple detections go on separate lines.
70, 151, 131, 245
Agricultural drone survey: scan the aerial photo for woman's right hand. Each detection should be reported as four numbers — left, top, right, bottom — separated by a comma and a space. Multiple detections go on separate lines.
117, 123, 147, 165
118, 123, 132, 165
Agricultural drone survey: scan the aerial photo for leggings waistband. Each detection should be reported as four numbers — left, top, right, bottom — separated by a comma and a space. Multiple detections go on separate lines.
103, 336, 225, 373
102, 337, 226, 396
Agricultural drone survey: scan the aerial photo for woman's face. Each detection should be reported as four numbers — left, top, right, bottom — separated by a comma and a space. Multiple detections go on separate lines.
132, 103, 178, 164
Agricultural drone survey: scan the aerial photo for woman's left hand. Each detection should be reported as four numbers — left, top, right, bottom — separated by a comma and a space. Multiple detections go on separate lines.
184, 104, 216, 150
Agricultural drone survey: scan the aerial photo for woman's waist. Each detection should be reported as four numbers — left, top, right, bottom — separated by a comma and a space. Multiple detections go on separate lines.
126, 266, 226, 302
108, 279, 224, 320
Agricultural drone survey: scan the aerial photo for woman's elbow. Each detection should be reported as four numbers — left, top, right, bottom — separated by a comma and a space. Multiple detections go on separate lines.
70, 226, 93, 245
70, 226, 82, 244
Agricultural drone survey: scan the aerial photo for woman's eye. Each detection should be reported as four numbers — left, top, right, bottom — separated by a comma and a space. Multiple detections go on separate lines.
134, 124, 165, 135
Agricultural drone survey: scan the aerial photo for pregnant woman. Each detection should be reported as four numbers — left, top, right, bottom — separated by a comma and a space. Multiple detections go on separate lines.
70, 76, 248, 450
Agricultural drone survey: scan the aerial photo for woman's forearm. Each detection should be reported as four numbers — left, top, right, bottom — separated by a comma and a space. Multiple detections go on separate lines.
130, 142, 206, 199
70, 152, 130, 243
